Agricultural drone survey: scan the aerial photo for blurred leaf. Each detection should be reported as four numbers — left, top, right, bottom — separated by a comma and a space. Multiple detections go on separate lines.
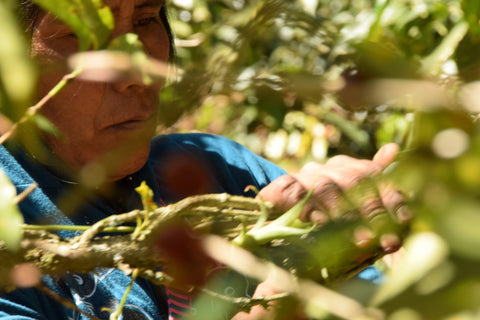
108, 33, 154, 85
463, 0, 480, 36
0, 0, 36, 120
31, 0, 114, 50
69, 34, 169, 85
29, 114, 60, 137
421, 20, 469, 77
375, 112, 412, 146
436, 195, 480, 260
0, 168, 23, 251
320, 109, 370, 148
371, 232, 449, 307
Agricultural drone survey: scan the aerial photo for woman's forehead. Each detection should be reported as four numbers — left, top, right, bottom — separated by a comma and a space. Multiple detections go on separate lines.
103, 0, 164, 11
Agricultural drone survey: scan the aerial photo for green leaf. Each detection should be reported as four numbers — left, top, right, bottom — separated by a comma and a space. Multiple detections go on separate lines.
370, 232, 449, 307
0, 0, 36, 120
463, 0, 480, 35
239, 187, 315, 245
30, 114, 61, 137
31, 0, 114, 50
421, 20, 469, 77
0, 168, 24, 251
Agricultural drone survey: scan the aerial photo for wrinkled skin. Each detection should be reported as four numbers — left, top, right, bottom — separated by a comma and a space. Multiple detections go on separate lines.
32, 0, 170, 181
31, 1, 405, 319
259, 143, 404, 223
233, 144, 406, 319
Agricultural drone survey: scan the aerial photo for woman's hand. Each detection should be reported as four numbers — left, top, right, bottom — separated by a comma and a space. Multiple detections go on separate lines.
231, 279, 306, 320
258, 143, 407, 228
231, 144, 409, 320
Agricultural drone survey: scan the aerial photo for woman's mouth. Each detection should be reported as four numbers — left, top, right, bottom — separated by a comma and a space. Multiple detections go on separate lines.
105, 112, 156, 131
110, 119, 149, 130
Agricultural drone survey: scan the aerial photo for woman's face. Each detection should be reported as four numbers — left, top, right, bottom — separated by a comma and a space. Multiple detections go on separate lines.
31, 0, 170, 182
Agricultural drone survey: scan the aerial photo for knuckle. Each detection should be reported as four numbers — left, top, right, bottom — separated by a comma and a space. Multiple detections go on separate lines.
326, 155, 353, 166
361, 198, 385, 219
312, 177, 343, 212
259, 175, 308, 212
380, 188, 405, 210
314, 176, 341, 196
300, 161, 323, 174
272, 175, 302, 195
283, 180, 309, 204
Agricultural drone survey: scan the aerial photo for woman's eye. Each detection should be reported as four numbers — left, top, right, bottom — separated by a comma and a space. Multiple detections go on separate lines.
135, 17, 159, 27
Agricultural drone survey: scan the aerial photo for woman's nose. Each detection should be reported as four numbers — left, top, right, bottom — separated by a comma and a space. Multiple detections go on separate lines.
111, 73, 147, 93
108, 16, 146, 92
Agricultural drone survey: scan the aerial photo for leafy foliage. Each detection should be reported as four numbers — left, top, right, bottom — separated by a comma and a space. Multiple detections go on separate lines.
2, 0, 480, 319
163, 0, 480, 318
0, 0, 36, 121
0, 168, 23, 251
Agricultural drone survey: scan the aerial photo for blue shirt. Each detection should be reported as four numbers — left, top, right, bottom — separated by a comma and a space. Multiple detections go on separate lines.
0, 133, 380, 319
0, 133, 286, 319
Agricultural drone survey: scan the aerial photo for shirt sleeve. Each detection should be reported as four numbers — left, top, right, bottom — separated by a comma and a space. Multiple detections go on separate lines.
0, 286, 67, 320
149, 133, 287, 201
149, 133, 384, 284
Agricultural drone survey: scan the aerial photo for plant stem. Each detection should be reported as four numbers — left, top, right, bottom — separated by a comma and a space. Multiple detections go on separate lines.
0, 67, 82, 146
110, 268, 139, 320
21, 224, 136, 233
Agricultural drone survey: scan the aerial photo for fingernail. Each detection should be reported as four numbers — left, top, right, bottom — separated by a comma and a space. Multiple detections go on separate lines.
380, 233, 401, 254
395, 205, 412, 224
354, 226, 375, 248
309, 210, 329, 224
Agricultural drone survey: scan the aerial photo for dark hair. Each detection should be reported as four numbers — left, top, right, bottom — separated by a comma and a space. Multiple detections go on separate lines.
17, 1, 39, 33
16, 0, 175, 59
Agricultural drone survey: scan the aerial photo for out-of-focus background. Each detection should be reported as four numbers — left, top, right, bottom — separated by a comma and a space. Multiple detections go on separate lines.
159, 0, 465, 171
3, 0, 480, 318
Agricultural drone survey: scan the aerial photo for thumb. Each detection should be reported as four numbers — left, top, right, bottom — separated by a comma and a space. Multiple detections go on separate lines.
373, 143, 399, 169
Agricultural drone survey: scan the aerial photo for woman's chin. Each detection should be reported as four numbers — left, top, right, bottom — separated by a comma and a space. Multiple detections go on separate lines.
76, 146, 151, 186
106, 150, 150, 182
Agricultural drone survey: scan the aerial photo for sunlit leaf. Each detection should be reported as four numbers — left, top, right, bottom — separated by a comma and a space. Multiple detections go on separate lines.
371, 232, 449, 307
0, 0, 36, 120
421, 20, 469, 77
463, 0, 480, 35
0, 168, 23, 251
437, 197, 480, 260
30, 114, 60, 137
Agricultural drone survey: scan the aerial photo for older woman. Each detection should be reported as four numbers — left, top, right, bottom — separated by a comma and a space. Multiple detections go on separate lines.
0, 0, 404, 319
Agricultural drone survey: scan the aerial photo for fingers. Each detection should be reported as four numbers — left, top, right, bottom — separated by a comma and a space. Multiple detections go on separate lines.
259, 144, 406, 227
257, 175, 309, 215
231, 280, 306, 320
379, 186, 411, 224
257, 175, 326, 222
373, 143, 399, 168
256, 145, 409, 271
299, 159, 379, 190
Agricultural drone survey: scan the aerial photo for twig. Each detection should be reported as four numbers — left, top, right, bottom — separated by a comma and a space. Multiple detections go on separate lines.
75, 209, 142, 246
13, 183, 38, 205
21, 224, 136, 233
0, 67, 82, 146
137, 269, 174, 286
201, 287, 291, 313
36, 282, 100, 320
109, 268, 139, 320
202, 235, 380, 320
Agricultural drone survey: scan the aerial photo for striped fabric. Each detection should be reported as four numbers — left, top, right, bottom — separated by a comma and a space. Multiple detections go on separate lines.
157, 194, 193, 320
165, 286, 193, 320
